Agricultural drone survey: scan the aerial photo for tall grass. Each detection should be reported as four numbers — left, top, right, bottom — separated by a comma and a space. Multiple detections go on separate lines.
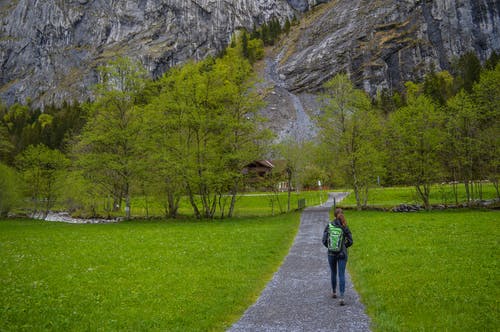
0, 214, 300, 331
347, 209, 499, 331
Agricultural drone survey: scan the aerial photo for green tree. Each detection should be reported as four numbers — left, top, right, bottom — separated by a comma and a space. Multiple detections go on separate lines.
15, 144, 69, 217
0, 121, 14, 163
1, 103, 37, 159
276, 138, 317, 211
142, 47, 268, 219
443, 90, 479, 203
388, 92, 445, 209
73, 57, 147, 219
472, 64, 500, 198
241, 30, 249, 59
276, 138, 300, 212
317, 74, 385, 209
484, 51, 499, 70
423, 70, 454, 105
0, 162, 22, 217
213, 48, 270, 217
247, 38, 265, 64
140, 66, 189, 218
453, 52, 482, 93
284, 18, 291, 34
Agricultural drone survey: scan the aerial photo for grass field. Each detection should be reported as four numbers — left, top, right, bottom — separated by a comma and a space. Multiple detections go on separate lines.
129, 190, 328, 218
339, 183, 498, 208
2, 186, 499, 331
346, 209, 499, 331
0, 214, 300, 331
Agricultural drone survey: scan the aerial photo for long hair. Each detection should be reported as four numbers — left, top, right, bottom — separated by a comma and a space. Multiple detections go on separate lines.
334, 208, 347, 227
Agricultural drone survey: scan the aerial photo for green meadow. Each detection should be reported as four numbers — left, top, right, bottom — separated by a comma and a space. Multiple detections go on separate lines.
0, 214, 300, 331
1, 186, 498, 331
347, 209, 499, 331
129, 190, 328, 218
340, 183, 498, 208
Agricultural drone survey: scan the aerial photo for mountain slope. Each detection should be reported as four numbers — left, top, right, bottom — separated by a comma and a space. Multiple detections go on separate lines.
276, 0, 500, 95
0, 0, 300, 108
1, 0, 498, 110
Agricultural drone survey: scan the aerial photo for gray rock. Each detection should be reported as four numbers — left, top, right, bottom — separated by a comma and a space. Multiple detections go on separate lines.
276, 0, 500, 95
392, 204, 423, 212
1, 0, 499, 110
0, 0, 298, 108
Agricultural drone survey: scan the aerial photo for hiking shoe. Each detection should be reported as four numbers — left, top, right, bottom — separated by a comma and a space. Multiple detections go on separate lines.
339, 297, 345, 306
331, 293, 337, 298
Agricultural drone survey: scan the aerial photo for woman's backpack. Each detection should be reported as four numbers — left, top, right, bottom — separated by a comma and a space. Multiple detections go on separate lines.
327, 223, 344, 253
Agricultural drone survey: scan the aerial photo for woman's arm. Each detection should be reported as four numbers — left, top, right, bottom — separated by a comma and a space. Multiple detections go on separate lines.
322, 225, 329, 248
344, 226, 353, 248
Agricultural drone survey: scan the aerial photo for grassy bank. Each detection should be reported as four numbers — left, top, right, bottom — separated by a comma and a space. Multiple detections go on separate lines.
346, 209, 499, 331
0, 213, 300, 331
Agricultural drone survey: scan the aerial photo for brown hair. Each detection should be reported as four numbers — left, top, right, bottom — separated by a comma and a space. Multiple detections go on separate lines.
334, 208, 347, 227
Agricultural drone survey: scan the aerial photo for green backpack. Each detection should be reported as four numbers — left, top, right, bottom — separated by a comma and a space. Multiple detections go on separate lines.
327, 223, 344, 253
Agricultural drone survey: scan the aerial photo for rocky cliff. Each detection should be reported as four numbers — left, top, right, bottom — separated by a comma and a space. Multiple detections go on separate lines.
0, 0, 306, 107
276, 0, 500, 95
1, 0, 499, 110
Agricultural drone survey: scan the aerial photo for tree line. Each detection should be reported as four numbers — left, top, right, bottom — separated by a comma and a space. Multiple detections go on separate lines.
291, 52, 499, 210
0, 38, 498, 217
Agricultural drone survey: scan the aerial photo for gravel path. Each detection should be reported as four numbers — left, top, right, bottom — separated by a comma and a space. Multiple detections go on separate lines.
228, 193, 371, 332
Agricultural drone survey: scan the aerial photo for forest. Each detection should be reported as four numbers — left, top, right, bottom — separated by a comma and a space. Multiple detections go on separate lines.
0, 32, 499, 219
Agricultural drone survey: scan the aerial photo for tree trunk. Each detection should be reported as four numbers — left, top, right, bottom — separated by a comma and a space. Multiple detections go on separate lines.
228, 181, 238, 218
492, 178, 500, 199
186, 183, 201, 219
167, 191, 179, 218
416, 184, 431, 210
362, 185, 369, 208
287, 167, 292, 212
464, 180, 471, 205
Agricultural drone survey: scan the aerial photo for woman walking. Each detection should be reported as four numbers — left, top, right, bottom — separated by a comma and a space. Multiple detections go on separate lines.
322, 208, 353, 305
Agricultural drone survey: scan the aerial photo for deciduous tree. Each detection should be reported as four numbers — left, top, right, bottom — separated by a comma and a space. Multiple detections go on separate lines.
15, 144, 69, 217
73, 57, 147, 219
317, 74, 384, 209
388, 91, 445, 209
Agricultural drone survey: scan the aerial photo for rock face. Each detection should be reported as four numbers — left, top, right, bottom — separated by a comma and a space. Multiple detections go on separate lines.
0, 0, 297, 107
276, 0, 500, 95
1, 0, 499, 109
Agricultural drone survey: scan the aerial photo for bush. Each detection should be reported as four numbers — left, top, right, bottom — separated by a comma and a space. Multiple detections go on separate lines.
0, 163, 22, 216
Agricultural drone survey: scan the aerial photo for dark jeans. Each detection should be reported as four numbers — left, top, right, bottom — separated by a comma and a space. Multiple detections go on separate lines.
328, 254, 347, 296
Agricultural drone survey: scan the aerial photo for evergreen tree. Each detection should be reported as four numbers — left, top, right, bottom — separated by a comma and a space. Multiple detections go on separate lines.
284, 18, 291, 34
484, 51, 500, 70
241, 31, 249, 59
453, 52, 482, 93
